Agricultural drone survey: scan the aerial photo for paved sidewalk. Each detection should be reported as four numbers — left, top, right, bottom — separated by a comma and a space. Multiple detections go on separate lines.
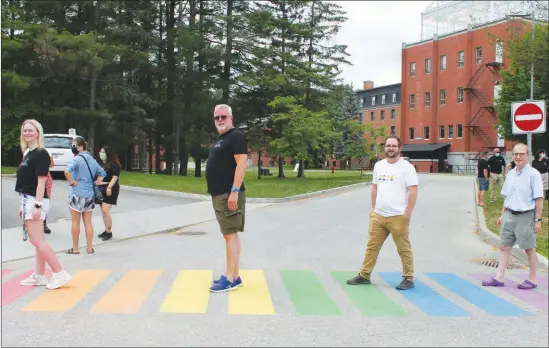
2, 200, 272, 262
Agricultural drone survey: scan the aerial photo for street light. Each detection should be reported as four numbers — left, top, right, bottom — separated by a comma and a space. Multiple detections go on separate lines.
506, 10, 536, 163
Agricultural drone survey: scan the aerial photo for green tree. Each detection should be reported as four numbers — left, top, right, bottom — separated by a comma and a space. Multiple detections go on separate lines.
494, 21, 548, 150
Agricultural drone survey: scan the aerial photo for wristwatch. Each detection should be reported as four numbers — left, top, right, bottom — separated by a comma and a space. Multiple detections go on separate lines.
34, 202, 43, 209
534, 218, 542, 222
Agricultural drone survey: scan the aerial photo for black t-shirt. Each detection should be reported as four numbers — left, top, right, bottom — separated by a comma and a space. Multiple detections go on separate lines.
15, 148, 51, 198
477, 159, 489, 178
532, 158, 549, 174
205, 128, 247, 195
487, 155, 506, 174
103, 162, 121, 187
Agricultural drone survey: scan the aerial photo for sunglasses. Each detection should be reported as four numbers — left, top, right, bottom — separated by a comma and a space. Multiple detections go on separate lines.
214, 115, 228, 121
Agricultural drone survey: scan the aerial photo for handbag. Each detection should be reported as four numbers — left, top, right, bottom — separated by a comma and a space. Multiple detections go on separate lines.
78, 154, 104, 205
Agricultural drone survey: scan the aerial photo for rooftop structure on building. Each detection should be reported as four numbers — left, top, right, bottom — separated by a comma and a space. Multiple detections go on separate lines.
420, 1, 546, 41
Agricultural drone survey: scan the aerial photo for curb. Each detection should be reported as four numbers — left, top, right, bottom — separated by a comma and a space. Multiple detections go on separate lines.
120, 181, 371, 203
1, 174, 16, 177
472, 179, 549, 267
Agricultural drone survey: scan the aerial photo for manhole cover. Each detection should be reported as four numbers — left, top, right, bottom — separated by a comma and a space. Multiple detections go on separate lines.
173, 231, 206, 236
472, 258, 526, 270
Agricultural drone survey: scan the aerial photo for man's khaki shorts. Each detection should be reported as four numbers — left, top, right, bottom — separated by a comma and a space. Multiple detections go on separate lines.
211, 191, 246, 235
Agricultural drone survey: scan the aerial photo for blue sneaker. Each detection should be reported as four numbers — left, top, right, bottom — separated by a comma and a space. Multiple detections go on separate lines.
212, 275, 243, 288
209, 275, 236, 293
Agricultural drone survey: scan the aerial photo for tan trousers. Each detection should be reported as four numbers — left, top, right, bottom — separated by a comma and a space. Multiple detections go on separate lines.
360, 211, 414, 280
489, 173, 504, 201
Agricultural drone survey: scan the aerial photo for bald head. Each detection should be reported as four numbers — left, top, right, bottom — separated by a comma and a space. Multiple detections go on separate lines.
511, 142, 529, 169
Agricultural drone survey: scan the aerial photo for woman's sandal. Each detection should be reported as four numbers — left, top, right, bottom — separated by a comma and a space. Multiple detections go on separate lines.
66, 248, 80, 255
87, 248, 95, 254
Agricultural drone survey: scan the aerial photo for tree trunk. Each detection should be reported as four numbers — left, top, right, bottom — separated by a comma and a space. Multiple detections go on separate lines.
181, 0, 196, 177
88, 67, 96, 154
278, 156, 285, 178
277, 1, 288, 179
222, 0, 233, 103
180, 142, 188, 176
194, 157, 202, 177
148, 125, 153, 174
257, 151, 262, 180
165, 0, 176, 175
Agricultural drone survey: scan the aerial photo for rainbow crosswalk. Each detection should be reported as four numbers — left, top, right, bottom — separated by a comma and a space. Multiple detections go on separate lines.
1, 268, 547, 316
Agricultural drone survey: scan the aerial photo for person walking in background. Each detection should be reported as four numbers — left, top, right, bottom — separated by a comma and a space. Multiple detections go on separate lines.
346, 136, 418, 290
487, 148, 506, 203
206, 104, 248, 293
477, 151, 490, 207
532, 149, 549, 201
16, 119, 72, 290
64, 136, 106, 255
482, 143, 544, 290
97, 146, 121, 241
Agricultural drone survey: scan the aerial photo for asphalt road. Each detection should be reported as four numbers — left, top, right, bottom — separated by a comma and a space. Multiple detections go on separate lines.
2, 174, 548, 347
1, 177, 200, 229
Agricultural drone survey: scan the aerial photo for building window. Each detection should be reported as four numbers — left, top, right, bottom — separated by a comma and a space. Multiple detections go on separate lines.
390, 126, 396, 136
440, 125, 445, 138
458, 51, 464, 67
448, 125, 454, 138
362, 97, 366, 107
440, 89, 446, 105
457, 87, 464, 103
391, 109, 396, 120
392, 93, 397, 103
476, 47, 482, 64
409, 128, 415, 140
380, 110, 385, 120
371, 96, 376, 106
410, 62, 415, 76
457, 124, 463, 138
381, 94, 386, 105
370, 111, 375, 121
410, 94, 415, 109
440, 55, 446, 71
424, 126, 430, 140
425, 58, 431, 74
425, 92, 431, 107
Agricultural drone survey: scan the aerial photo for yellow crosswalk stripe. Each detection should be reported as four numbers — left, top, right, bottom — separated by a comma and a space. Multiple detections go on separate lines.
91, 270, 162, 313
228, 270, 275, 315
23, 270, 112, 312
160, 270, 213, 313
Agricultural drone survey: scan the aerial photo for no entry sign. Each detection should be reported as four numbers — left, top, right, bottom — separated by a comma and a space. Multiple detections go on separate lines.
511, 100, 546, 135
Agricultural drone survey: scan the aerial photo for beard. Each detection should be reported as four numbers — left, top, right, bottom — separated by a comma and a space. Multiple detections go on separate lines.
385, 150, 400, 158
216, 124, 227, 132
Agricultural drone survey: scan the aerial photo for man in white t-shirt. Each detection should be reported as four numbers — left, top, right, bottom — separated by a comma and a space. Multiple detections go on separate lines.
347, 136, 419, 290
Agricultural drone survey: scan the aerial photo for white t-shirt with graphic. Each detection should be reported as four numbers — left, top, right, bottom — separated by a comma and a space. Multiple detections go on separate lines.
372, 158, 418, 217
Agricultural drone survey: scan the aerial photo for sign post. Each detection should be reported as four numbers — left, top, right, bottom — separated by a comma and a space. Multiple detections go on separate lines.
68, 128, 76, 137
511, 100, 546, 163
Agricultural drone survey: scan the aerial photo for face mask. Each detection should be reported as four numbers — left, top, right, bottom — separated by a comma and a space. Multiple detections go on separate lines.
71, 146, 79, 155
541, 153, 546, 159
99, 152, 107, 161
494, 153, 500, 156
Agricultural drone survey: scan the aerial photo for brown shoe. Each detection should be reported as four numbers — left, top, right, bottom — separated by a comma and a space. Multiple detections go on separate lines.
346, 274, 371, 285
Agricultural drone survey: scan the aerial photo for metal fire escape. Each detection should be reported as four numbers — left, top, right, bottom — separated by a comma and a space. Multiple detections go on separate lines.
463, 61, 502, 160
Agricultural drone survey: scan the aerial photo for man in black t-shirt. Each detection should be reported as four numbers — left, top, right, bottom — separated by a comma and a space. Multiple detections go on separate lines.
477, 151, 490, 207
487, 148, 506, 202
205, 104, 248, 293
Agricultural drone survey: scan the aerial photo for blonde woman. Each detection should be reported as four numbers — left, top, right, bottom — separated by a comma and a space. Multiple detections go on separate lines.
15, 119, 72, 290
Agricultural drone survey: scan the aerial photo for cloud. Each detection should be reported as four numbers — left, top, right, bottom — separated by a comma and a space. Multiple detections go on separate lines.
332, 1, 430, 89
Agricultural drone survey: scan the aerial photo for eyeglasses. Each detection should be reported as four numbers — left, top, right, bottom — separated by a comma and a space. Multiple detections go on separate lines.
214, 115, 228, 121
385, 145, 400, 148
512, 153, 527, 157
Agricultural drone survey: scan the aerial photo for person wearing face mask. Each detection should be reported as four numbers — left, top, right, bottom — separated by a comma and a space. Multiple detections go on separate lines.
487, 148, 506, 203
532, 149, 549, 201
96, 146, 121, 241
64, 136, 106, 254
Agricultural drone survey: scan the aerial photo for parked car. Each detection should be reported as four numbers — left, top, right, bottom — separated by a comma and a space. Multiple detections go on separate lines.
44, 133, 77, 174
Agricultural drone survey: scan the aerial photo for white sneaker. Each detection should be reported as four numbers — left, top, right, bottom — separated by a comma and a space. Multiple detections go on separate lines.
20, 272, 49, 287
46, 270, 72, 290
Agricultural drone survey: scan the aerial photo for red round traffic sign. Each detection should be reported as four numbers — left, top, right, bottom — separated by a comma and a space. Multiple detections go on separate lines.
514, 103, 544, 132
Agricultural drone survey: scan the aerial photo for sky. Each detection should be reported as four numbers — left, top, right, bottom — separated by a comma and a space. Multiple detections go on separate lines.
332, 1, 431, 90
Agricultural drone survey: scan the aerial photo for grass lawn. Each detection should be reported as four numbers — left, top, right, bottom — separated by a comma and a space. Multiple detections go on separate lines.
483, 194, 548, 258
121, 169, 372, 198
1, 166, 17, 174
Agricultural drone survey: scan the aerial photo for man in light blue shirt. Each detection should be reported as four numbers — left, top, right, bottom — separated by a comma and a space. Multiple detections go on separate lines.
482, 143, 544, 290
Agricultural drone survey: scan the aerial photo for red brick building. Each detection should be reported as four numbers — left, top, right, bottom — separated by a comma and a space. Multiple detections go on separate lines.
400, 19, 527, 173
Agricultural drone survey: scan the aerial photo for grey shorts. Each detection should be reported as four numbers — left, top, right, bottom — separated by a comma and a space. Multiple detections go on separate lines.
499, 210, 536, 249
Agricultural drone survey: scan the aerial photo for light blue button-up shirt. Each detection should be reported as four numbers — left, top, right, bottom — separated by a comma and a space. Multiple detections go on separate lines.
66, 152, 106, 199
501, 164, 544, 212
